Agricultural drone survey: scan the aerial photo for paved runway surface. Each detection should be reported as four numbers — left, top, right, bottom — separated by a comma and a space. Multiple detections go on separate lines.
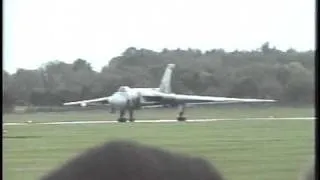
3, 117, 315, 126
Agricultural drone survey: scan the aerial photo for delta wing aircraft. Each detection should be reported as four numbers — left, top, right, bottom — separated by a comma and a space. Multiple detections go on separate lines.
63, 64, 276, 122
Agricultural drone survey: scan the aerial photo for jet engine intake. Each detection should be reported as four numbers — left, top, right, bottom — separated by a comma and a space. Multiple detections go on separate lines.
80, 102, 87, 107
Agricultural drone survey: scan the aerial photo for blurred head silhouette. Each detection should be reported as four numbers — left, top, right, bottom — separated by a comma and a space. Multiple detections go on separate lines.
41, 140, 225, 180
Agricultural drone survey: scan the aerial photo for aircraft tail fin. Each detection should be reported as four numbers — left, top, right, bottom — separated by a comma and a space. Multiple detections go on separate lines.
158, 64, 175, 93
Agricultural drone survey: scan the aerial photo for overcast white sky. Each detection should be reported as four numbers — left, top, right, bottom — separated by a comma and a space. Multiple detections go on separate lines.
3, 0, 315, 73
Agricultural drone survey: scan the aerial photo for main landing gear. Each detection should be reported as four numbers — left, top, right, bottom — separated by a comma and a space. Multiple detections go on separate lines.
117, 109, 135, 123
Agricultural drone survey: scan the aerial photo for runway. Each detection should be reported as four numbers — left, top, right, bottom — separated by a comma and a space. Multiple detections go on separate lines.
3, 117, 315, 126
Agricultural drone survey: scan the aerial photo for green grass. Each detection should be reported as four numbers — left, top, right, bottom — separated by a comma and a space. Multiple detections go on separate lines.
3, 105, 314, 123
3, 106, 315, 180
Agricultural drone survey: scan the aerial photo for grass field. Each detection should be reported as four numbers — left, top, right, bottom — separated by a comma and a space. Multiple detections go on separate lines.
3, 106, 315, 180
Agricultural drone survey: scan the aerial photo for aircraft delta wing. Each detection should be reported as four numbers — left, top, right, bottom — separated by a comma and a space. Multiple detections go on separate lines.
166, 93, 275, 103
63, 97, 110, 107
134, 93, 276, 109
141, 93, 275, 106
140, 93, 276, 121
63, 92, 275, 107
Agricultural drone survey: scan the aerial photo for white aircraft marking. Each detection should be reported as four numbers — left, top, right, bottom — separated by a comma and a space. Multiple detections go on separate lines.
3, 117, 315, 126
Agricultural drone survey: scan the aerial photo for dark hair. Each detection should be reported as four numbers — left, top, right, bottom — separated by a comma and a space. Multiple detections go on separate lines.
41, 140, 225, 180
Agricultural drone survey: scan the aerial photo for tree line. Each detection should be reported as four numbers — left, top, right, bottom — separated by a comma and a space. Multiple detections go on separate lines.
3, 42, 315, 112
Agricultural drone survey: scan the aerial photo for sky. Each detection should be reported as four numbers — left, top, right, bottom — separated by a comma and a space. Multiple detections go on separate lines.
3, 0, 315, 73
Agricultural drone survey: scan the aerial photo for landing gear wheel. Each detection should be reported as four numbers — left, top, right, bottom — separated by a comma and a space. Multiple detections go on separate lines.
177, 117, 187, 121
118, 117, 127, 123
129, 118, 135, 122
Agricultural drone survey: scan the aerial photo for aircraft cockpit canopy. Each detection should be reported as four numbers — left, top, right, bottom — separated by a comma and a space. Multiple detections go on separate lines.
118, 86, 130, 92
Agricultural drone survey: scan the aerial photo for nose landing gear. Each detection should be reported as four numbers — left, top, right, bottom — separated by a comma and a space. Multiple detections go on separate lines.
176, 104, 187, 121
117, 109, 135, 123
117, 105, 187, 123
117, 109, 127, 123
